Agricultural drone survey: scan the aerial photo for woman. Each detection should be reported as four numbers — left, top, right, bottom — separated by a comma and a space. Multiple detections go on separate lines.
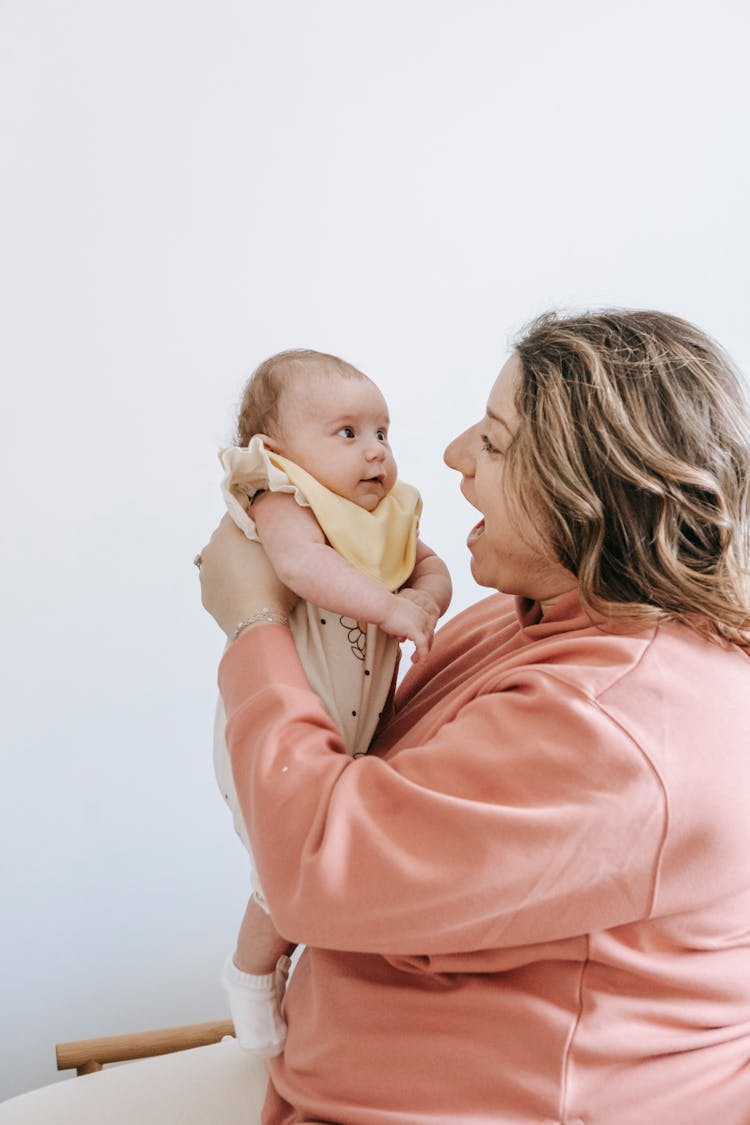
4, 309, 748, 1125
199, 310, 750, 1123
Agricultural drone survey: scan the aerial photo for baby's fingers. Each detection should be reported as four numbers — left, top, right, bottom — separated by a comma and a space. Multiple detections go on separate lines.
410, 625, 435, 663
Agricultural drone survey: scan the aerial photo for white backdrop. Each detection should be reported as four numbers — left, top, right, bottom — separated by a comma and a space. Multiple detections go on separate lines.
1, 0, 749, 1101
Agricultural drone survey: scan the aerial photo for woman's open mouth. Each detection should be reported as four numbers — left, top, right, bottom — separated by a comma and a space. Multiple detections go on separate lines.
467, 519, 485, 547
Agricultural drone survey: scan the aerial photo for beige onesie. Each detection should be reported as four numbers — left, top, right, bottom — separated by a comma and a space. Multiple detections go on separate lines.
213, 436, 422, 905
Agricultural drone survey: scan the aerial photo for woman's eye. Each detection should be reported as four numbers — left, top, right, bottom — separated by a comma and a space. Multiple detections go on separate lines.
480, 434, 501, 455
338, 426, 355, 438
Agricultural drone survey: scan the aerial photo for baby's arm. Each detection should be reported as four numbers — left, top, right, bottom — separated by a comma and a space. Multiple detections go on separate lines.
397, 540, 452, 660
403, 539, 453, 617
251, 492, 436, 657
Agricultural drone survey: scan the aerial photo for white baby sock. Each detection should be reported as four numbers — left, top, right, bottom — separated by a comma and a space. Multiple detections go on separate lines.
221, 953, 291, 1058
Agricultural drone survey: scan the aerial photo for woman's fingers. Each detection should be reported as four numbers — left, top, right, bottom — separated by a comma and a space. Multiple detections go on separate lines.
197, 517, 296, 637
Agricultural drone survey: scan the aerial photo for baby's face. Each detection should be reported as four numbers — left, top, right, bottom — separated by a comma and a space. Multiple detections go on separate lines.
269, 373, 398, 511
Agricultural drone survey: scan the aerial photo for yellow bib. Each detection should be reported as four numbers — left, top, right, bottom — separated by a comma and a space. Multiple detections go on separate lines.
267, 451, 421, 593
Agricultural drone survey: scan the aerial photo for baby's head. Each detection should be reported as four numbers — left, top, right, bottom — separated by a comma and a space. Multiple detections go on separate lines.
236, 349, 397, 511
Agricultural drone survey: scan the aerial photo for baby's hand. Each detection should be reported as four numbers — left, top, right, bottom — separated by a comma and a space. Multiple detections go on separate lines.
380, 590, 441, 662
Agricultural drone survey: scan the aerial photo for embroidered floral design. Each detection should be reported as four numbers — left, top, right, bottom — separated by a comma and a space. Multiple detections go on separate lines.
339, 617, 367, 661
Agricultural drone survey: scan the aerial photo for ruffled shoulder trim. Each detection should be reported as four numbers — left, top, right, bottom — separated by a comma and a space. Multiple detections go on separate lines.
219, 435, 310, 541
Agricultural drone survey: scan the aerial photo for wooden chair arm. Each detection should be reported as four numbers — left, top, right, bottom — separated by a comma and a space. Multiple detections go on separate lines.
56, 1019, 235, 1076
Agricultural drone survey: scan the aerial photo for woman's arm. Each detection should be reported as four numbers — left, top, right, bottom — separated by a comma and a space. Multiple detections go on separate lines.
200, 518, 665, 957
217, 622, 666, 957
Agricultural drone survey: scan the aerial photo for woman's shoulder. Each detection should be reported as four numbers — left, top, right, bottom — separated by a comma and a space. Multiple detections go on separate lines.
532, 612, 750, 716
596, 618, 750, 758
400, 591, 750, 743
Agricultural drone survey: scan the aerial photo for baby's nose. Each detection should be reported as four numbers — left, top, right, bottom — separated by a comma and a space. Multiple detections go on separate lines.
366, 439, 386, 459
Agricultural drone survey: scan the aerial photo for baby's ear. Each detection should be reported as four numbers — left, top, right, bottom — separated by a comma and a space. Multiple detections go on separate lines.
256, 432, 281, 453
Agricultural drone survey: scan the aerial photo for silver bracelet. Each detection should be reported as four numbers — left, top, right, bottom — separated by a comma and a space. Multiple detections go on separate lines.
232, 608, 290, 644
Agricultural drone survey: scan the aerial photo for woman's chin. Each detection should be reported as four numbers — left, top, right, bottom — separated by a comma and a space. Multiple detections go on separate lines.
468, 555, 495, 589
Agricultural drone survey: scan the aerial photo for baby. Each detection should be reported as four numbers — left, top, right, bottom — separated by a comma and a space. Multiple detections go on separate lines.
214, 349, 452, 1056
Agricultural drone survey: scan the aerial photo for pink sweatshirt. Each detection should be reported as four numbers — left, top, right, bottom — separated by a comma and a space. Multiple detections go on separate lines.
219, 590, 750, 1124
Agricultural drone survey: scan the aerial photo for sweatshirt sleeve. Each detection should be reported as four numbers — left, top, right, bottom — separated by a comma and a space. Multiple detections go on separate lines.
219, 624, 666, 955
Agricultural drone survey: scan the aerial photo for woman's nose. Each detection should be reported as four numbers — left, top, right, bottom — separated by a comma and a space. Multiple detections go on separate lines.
444, 427, 474, 475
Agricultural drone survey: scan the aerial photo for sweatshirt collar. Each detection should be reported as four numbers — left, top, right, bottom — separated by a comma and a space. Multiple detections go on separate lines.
514, 588, 595, 639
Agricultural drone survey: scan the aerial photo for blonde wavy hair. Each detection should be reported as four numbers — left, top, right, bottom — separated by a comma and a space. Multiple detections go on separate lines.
511, 310, 750, 645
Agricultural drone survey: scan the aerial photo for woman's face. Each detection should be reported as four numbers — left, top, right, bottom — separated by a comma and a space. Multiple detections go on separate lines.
444, 354, 576, 605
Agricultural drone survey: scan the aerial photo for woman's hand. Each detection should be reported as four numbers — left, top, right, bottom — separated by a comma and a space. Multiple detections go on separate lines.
197, 514, 297, 638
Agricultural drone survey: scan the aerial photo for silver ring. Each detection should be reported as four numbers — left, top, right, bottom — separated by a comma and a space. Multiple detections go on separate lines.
193, 553, 203, 569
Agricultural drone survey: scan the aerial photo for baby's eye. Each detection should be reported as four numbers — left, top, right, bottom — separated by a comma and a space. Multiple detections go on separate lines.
480, 433, 501, 455
338, 426, 356, 439
376, 429, 387, 441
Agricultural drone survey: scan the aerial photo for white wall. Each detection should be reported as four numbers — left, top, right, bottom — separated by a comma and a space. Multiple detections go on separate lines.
1, 0, 748, 1100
